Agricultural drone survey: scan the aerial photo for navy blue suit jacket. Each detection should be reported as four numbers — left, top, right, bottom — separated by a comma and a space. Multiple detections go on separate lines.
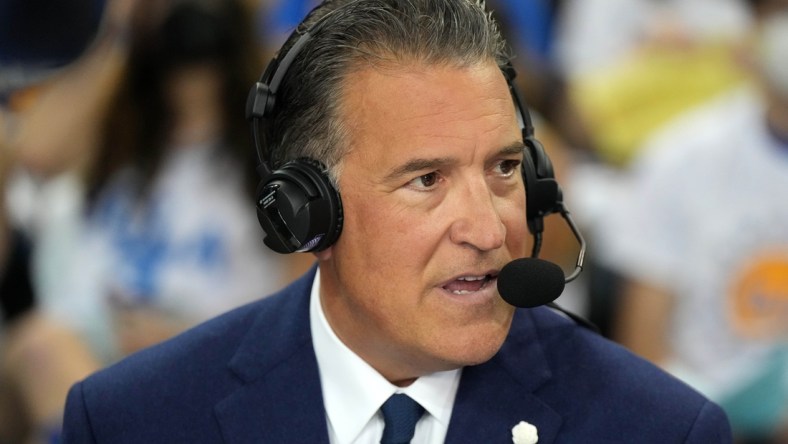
62, 268, 731, 443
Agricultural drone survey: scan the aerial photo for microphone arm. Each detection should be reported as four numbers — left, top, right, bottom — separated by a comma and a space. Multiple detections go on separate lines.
530, 204, 586, 284
561, 207, 586, 283
531, 207, 596, 332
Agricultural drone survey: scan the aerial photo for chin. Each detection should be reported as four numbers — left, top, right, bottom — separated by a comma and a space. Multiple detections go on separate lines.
437, 325, 510, 368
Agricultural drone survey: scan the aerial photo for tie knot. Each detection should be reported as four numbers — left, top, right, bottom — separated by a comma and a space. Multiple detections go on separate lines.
380, 394, 425, 444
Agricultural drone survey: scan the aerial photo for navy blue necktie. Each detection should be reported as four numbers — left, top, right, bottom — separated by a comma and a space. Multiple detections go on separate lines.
380, 394, 425, 444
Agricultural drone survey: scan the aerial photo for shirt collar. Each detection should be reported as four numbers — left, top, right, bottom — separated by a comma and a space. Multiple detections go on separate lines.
310, 267, 460, 444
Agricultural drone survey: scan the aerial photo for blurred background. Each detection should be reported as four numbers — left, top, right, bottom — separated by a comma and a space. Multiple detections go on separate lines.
1, 0, 786, 443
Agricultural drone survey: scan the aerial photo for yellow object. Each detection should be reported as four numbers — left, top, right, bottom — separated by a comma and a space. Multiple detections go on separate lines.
570, 42, 746, 167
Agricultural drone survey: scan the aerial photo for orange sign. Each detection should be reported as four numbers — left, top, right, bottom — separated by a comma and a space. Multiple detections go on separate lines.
730, 252, 788, 340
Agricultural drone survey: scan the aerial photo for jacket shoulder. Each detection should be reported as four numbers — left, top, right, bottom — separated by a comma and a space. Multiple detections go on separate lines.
63, 269, 316, 443
520, 307, 732, 443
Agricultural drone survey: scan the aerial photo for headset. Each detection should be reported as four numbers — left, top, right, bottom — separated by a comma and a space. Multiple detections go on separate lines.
246, 1, 585, 281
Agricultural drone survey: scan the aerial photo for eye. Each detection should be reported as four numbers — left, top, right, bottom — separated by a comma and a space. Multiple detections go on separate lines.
494, 159, 521, 178
407, 172, 440, 190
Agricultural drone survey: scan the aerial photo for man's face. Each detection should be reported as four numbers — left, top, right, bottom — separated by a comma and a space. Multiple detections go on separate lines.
317, 59, 528, 385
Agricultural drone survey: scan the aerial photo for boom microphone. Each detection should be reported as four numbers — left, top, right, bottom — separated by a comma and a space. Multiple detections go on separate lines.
499, 202, 587, 309
498, 257, 599, 332
497, 258, 565, 308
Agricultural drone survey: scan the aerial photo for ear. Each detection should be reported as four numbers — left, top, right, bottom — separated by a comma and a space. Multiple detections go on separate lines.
314, 246, 333, 261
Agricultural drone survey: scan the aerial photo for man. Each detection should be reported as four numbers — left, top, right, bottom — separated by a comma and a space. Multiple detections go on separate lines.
62, 1, 732, 442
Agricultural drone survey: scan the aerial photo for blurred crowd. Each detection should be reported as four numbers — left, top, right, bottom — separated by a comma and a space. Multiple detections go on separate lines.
1, 0, 786, 443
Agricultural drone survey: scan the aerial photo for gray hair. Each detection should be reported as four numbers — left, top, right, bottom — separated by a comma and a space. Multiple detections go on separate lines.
264, 0, 511, 184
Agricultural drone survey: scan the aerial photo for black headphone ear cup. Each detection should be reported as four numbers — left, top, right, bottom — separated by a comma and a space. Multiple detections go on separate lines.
255, 159, 343, 253
522, 136, 561, 235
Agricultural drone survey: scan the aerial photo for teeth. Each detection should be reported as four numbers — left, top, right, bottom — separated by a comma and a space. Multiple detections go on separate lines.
458, 275, 486, 281
451, 290, 474, 295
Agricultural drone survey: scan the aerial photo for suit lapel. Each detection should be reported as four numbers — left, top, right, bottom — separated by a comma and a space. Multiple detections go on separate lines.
212, 271, 563, 443
214, 267, 330, 444
445, 309, 563, 444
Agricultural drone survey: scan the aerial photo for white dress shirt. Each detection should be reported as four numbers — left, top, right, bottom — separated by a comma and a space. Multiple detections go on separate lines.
310, 268, 462, 444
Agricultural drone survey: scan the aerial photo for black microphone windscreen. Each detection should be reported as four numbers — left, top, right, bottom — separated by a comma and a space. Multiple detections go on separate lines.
497, 258, 565, 308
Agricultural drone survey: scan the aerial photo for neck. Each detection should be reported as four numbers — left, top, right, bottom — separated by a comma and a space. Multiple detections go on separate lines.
318, 262, 424, 387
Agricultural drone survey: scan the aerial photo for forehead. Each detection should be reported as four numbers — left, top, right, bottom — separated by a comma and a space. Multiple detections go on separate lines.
337, 59, 519, 153
344, 57, 507, 101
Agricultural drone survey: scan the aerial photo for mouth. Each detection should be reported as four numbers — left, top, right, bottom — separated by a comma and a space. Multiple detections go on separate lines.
440, 271, 499, 295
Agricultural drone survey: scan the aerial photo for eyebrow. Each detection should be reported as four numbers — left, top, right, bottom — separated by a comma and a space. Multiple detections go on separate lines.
497, 141, 527, 157
382, 141, 526, 183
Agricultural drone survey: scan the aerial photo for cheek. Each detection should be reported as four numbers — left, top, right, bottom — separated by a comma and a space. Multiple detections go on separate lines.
505, 216, 528, 255
332, 193, 433, 323
341, 191, 440, 265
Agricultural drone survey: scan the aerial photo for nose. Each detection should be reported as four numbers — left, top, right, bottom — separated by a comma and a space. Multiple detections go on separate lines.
448, 179, 506, 252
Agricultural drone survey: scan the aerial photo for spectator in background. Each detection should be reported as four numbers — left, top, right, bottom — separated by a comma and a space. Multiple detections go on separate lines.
1, 1, 108, 441
551, 0, 759, 336
1, 0, 107, 329
2, 0, 311, 441
59, 0, 290, 356
601, 0, 788, 442
554, 0, 752, 167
